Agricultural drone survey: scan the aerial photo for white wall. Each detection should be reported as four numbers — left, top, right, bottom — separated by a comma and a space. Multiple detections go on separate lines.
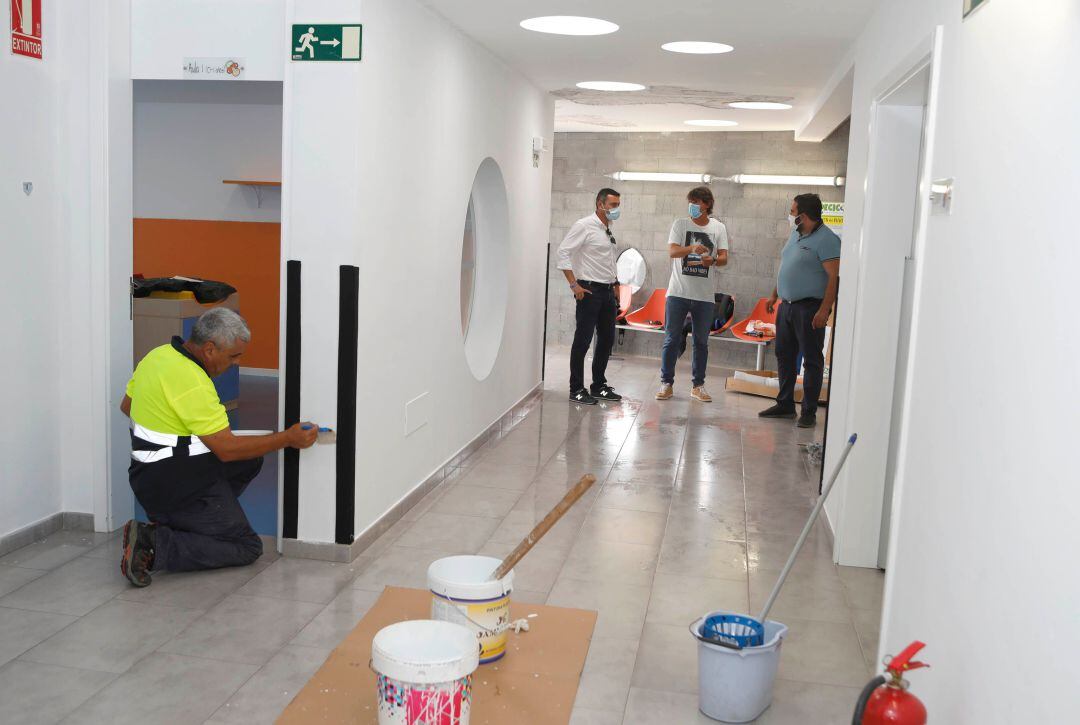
132, 0, 285, 82
824, 0, 1080, 720
282, 0, 553, 542
1, 0, 132, 538
134, 80, 283, 222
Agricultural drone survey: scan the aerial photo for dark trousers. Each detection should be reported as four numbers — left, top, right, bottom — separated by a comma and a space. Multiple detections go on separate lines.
660, 296, 714, 387
143, 457, 264, 572
569, 282, 617, 393
775, 299, 827, 415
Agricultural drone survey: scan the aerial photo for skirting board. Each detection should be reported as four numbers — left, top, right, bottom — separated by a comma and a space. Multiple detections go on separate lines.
281, 382, 544, 563
0, 511, 95, 558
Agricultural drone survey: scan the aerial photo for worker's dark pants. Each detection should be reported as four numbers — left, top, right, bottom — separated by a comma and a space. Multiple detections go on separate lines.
569, 281, 617, 394
774, 299, 827, 415
133, 457, 264, 572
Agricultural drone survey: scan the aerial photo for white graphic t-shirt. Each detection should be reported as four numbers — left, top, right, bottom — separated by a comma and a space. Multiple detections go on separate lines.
666, 217, 729, 303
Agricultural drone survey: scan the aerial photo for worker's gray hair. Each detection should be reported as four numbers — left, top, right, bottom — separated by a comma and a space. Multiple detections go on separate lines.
189, 308, 251, 347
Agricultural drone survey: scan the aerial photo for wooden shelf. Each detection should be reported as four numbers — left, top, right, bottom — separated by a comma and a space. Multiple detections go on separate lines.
223, 179, 281, 207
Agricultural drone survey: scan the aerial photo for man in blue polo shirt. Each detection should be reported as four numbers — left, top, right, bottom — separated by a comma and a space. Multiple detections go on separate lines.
759, 193, 841, 428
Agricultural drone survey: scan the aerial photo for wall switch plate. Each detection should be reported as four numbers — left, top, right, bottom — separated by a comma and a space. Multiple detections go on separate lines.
23, 182, 33, 196
929, 178, 953, 215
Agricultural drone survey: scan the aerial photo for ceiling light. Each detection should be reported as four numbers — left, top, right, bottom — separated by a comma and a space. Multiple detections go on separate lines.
729, 174, 845, 187
577, 81, 646, 92
685, 119, 738, 127
609, 172, 713, 183
661, 41, 734, 55
520, 16, 619, 36
729, 101, 793, 110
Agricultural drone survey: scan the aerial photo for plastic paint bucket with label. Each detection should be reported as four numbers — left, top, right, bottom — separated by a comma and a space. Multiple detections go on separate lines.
428, 555, 514, 664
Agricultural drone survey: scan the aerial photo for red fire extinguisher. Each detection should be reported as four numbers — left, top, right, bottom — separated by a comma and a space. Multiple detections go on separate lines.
852, 640, 929, 725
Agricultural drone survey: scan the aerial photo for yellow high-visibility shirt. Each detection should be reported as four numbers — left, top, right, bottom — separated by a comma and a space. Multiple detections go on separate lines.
125, 339, 229, 437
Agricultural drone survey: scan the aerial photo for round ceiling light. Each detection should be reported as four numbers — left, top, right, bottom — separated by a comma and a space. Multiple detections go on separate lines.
729, 101, 793, 110
685, 119, 738, 127
576, 81, 647, 92
661, 41, 734, 55
520, 16, 619, 36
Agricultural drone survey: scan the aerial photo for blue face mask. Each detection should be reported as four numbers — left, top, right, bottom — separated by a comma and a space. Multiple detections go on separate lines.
689, 203, 703, 219
605, 207, 621, 221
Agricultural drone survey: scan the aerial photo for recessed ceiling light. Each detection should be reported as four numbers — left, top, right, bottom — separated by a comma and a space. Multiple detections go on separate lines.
520, 16, 619, 36
661, 41, 734, 55
729, 101, 793, 110
577, 81, 646, 92
685, 119, 738, 127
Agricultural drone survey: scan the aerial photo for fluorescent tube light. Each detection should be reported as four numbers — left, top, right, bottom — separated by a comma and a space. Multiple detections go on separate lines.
729, 174, 845, 187
520, 16, 619, 36
661, 41, 734, 55
609, 172, 713, 183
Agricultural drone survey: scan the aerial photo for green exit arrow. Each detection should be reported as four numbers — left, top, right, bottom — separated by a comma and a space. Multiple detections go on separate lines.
291, 24, 362, 62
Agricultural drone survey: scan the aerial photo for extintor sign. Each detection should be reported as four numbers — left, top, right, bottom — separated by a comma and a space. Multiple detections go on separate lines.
10, 0, 43, 60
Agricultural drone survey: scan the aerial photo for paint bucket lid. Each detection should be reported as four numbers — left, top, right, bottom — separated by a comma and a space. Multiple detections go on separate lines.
428, 555, 513, 601
371, 620, 479, 684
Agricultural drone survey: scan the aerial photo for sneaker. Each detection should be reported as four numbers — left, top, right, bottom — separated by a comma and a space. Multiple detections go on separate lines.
120, 519, 156, 588
691, 386, 712, 403
569, 389, 598, 405
592, 385, 623, 401
758, 404, 797, 419
655, 382, 673, 400
797, 412, 817, 428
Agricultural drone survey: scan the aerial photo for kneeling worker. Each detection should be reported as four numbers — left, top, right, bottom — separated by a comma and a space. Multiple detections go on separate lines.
119, 307, 318, 587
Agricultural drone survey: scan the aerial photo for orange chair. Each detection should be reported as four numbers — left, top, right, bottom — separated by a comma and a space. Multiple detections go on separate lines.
710, 293, 738, 335
615, 285, 633, 323
730, 297, 779, 342
625, 288, 667, 329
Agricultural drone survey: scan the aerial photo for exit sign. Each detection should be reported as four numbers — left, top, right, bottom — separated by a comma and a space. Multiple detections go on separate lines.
291, 24, 362, 62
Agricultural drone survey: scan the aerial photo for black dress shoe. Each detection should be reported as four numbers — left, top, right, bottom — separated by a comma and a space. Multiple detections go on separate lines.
758, 404, 797, 419
797, 412, 817, 428
570, 389, 598, 405
591, 385, 623, 401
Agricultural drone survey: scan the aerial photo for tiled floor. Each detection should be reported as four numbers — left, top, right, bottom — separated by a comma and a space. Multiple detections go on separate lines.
0, 348, 883, 724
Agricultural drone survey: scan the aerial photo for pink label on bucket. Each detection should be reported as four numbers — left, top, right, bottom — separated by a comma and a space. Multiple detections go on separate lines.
378, 674, 472, 725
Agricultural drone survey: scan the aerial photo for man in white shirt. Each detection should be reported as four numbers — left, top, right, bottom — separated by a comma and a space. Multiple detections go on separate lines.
556, 188, 624, 405
656, 186, 729, 402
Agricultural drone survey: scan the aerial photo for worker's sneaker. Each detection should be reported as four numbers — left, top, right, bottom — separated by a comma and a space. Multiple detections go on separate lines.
758, 404, 797, 419
120, 520, 156, 588
655, 382, 674, 400
691, 386, 712, 403
591, 385, 623, 402
797, 412, 817, 428
569, 389, 598, 406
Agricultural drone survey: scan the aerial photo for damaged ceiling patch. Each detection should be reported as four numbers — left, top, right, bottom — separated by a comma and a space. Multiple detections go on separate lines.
552, 85, 793, 110
557, 114, 637, 128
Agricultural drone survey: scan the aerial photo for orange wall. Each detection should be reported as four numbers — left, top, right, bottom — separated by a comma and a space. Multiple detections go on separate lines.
134, 218, 281, 369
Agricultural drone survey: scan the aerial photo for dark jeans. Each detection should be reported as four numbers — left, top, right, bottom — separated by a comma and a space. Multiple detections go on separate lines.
660, 296, 714, 387
775, 299, 827, 415
569, 281, 617, 393
142, 457, 264, 572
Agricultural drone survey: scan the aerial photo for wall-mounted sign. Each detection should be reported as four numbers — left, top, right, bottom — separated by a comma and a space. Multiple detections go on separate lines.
10, 0, 43, 60
963, 0, 989, 18
822, 201, 845, 238
291, 24, 362, 62
182, 57, 246, 80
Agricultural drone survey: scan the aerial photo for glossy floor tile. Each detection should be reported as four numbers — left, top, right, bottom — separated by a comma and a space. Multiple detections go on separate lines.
0, 348, 882, 724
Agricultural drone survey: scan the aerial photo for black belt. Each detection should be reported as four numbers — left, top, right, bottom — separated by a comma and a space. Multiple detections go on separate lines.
580, 280, 616, 288
785, 297, 822, 305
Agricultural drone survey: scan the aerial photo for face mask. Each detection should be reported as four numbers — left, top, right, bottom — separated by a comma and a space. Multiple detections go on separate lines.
689, 203, 703, 219
605, 207, 621, 222
788, 214, 800, 228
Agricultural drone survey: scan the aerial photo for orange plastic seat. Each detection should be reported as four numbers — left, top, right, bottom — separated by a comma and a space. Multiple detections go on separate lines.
710, 293, 738, 335
730, 297, 779, 342
615, 285, 633, 323
625, 288, 667, 329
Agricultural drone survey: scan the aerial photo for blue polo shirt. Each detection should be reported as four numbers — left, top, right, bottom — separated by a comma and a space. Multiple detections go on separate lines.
776, 222, 841, 302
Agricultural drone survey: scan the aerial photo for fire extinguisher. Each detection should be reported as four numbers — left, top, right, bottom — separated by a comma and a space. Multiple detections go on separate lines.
852, 640, 929, 725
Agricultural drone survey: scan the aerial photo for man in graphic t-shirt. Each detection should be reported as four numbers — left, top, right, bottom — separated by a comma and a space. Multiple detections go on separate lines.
656, 186, 729, 402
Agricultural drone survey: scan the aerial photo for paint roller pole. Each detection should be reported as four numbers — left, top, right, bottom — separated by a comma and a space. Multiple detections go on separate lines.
491, 474, 597, 581
757, 434, 858, 624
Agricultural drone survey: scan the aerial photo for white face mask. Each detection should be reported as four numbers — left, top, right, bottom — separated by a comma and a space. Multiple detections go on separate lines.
788, 214, 799, 227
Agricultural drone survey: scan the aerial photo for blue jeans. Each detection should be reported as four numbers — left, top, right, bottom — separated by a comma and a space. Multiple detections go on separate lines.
660, 296, 714, 387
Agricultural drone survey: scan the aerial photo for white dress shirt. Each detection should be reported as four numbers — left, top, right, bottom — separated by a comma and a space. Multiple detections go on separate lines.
556, 214, 618, 284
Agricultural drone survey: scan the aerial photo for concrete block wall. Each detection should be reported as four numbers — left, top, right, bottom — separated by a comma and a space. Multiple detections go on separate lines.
545, 124, 848, 372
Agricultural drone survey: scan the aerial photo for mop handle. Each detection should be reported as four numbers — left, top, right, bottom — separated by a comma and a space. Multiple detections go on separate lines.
757, 433, 858, 624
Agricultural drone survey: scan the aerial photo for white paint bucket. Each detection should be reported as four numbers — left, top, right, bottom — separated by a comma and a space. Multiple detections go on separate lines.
371, 619, 478, 725
428, 555, 514, 664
